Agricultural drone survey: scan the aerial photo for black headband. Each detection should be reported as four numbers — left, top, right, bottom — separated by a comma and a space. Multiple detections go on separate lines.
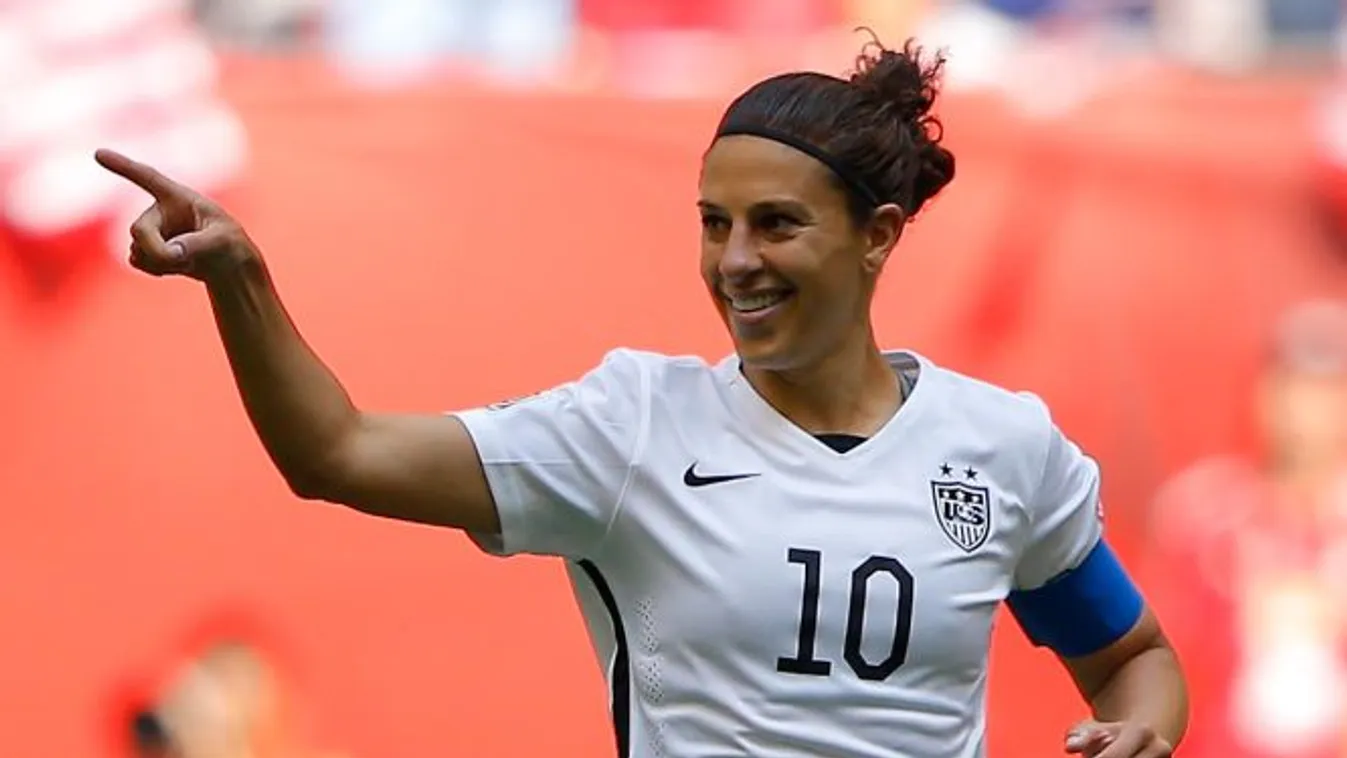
715, 125, 882, 209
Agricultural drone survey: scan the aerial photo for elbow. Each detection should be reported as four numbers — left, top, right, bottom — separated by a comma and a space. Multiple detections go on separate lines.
275, 426, 361, 503
283, 467, 339, 501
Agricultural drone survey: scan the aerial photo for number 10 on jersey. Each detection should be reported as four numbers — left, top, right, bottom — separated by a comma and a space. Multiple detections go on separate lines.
776, 547, 916, 682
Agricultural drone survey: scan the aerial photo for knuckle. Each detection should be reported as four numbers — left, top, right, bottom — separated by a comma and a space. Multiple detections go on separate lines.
1118, 722, 1145, 739
217, 218, 244, 238
129, 219, 158, 242
129, 249, 173, 276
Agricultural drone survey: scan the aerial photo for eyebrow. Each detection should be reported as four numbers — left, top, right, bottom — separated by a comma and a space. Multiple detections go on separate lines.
696, 198, 811, 215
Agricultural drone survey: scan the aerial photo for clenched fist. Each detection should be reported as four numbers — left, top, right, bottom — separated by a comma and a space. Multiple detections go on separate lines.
95, 149, 258, 281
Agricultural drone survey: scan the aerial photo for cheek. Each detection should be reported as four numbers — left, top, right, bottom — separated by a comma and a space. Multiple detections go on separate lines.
799, 243, 865, 301
699, 245, 721, 288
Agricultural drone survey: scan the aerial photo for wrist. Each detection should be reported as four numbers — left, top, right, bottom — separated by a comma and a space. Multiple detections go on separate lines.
200, 243, 266, 289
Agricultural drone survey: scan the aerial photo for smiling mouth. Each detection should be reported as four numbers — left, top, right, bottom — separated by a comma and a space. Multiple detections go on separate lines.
726, 290, 794, 313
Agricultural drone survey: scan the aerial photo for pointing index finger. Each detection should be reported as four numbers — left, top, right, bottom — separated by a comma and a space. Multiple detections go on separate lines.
95, 149, 192, 202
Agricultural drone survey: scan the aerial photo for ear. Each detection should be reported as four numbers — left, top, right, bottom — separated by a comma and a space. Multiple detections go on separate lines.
861, 204, 906, 274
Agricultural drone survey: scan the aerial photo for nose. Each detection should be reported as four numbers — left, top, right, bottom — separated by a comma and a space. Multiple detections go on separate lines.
717, 225, 763, 281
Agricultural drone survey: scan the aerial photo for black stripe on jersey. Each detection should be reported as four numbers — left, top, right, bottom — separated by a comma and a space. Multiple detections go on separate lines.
577, 559, 630, 758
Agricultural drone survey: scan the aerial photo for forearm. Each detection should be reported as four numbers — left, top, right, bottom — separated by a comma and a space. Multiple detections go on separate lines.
1087, 644, 1188, 746
204, 254, 360, 492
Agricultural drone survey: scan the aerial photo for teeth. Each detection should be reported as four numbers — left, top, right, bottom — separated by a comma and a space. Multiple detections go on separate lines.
730, 291, 789, 313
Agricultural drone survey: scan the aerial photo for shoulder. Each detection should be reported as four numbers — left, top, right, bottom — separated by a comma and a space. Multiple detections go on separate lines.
910, 355, 1076, 504
592, 347, 728, 398
547, 348, 724, 420
590, 348, 712, 381
551, 347, 685, 399
474, 348, 676, 421
479, 348, 727, 420
915, 355, 1056, 445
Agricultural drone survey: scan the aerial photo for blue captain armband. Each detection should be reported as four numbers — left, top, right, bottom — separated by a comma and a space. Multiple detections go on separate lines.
1005, 540, 1144, 658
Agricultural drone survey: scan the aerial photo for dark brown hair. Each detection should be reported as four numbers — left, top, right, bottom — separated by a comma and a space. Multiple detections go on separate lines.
714, 35, 956, 224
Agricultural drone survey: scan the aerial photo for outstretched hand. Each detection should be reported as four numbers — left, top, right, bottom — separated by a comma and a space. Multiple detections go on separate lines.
95, 149, 257, 281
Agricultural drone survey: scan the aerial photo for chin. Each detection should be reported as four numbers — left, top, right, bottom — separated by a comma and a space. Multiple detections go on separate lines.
731, 334, 800, 373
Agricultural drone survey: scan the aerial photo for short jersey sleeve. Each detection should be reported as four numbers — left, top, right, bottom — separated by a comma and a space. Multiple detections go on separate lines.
1013, 417, 1104, 591
452, 349, 648, 559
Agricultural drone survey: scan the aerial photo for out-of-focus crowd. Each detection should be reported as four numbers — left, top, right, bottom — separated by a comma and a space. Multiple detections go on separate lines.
187, 0, 1347, 94
1145, 300, 1347, 758
1, 0, 1343, 293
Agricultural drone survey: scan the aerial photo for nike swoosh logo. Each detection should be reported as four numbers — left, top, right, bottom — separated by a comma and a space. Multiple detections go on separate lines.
683, 463, 760, 488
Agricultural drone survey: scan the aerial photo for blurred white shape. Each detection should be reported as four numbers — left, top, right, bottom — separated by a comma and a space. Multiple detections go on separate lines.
1317, 85, 1347, 168
322, 0, 453, 85
5, 143, 122, 233
1005, 39, 1108, 119
1231, 583, 1345, 755
126, 32, 219, 100
915, 0, 1026, 91
0, 0, 246, 252
322, 0, 576, 87
912, 0, 1114, 119
1, 62, 129, 155
6, 98, 246, 237
0, 33, 215, 156
0, 23, 41, 92
28, 0, 181, 52
1156, 0, 1268, 73
475, 0, 576, 84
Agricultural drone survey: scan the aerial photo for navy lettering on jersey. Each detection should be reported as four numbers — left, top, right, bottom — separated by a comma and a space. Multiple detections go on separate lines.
779, 548, 916, 682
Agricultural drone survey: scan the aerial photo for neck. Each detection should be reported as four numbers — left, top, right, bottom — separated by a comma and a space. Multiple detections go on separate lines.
742, 331, 902, 437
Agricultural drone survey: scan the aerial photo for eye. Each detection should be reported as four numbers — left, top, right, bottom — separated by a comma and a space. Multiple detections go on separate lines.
758, 212, 800, 235
701, 214, 730, 233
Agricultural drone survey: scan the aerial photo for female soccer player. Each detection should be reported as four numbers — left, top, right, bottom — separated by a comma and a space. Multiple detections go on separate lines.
96, 38, 1187, 758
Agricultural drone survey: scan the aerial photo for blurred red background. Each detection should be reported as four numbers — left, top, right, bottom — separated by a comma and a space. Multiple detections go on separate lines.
1, 50, 1344, 758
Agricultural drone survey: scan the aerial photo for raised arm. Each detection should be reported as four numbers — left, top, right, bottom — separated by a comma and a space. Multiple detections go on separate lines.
96, 149, 500, 534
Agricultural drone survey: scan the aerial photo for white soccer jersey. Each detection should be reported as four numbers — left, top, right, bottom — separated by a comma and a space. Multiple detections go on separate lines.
455, 349, 1103, 758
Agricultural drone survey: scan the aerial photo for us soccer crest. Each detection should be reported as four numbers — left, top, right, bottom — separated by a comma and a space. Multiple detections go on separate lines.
931, 474, 991, 553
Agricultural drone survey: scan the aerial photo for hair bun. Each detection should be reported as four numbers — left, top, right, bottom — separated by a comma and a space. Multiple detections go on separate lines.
912, 141, 955, 214
849, 36, 941, 123
849, 35, 955, 215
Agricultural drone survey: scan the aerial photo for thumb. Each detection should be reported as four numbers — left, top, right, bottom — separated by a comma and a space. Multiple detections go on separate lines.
165, 228, 213, 260
168, 217, 243, 259
168, 223, 255, 281
1065, 721, 1115, 755
162, 226, 231, 276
